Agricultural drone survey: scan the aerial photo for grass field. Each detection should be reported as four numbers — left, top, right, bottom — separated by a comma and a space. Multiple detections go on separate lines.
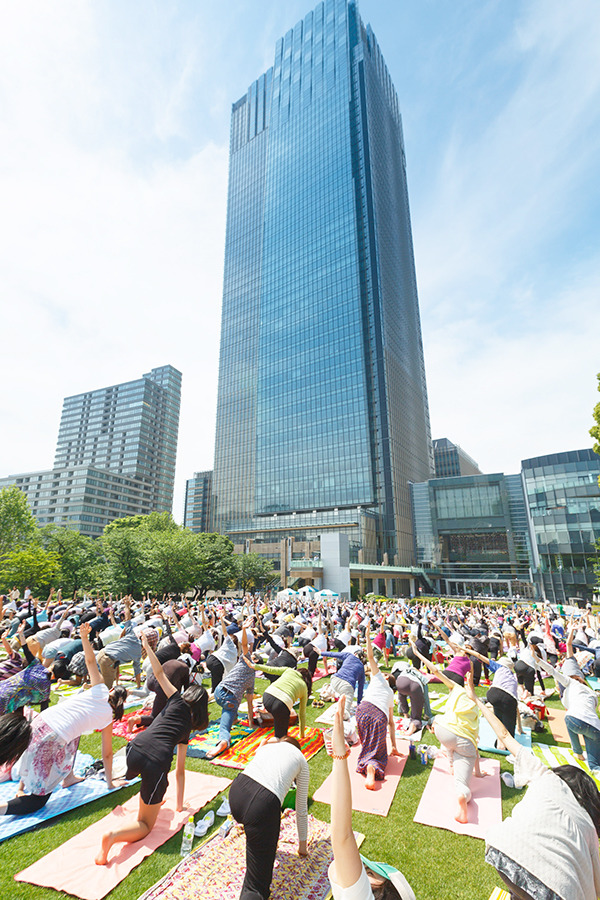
0, 665, 560, 900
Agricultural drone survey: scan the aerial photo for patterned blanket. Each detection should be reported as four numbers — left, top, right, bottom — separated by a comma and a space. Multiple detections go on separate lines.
187, 721, 256, 758
211, 725, 324, 770
532, 741, 600, 787
138, 810, 335, 900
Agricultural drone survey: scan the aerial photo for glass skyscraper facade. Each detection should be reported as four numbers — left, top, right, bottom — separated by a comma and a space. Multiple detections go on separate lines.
184, 471, 213, 533
521, 449, 600, 603
213, 0, 432, 565
433, 438, 482, 478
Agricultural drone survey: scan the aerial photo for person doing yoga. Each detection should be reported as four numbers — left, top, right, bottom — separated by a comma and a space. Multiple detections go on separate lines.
95, 630, 208, 865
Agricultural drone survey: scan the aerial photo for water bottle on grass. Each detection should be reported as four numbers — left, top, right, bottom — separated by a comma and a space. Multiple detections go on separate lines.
180, 816, 195, 857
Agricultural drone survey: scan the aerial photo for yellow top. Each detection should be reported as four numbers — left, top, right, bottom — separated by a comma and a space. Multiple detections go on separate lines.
437, 687, 479, 747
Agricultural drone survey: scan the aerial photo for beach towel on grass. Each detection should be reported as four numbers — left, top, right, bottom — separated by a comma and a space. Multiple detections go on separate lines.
15, 770, 231, 900
187, 721, 255, 758
0, 752, 139, 844
413, 754, 502, 839
211, 725, 324, 770
532, 742, 600, 787
138, 809, 358, 900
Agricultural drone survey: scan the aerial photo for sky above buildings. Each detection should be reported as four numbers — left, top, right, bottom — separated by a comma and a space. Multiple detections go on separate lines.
1, 0, 600, 522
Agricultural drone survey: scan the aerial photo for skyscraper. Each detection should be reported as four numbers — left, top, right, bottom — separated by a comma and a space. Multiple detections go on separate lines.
212, 0, 432, 565
433, 438, 482, 479
184, 471, 213, 533
55, 365, 181, 513
0, 365, 183, 536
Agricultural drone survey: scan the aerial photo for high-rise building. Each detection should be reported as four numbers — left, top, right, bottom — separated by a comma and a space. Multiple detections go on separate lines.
55, 365, 181, 513
1, 365, 181, 536
433, 438, 482, 478
521, 448, 600, 603
184, 471, 213, 533
212, 0, 432, 565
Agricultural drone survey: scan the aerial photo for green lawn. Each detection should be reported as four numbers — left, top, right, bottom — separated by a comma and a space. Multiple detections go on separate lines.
0, 668, 556, 900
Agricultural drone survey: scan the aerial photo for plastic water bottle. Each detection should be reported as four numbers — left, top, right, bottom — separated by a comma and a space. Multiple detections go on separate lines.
180, 815, 195, 857
219, 815, 233, 837
408, 741, 416, 760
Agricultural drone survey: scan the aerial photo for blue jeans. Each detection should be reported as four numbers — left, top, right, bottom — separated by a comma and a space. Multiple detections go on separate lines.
214, 683, 238, 744
565, 715, 600, 772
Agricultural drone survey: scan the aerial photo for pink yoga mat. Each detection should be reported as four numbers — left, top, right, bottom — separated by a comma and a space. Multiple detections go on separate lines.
547, 706, 570, 744
16, 770, 231, 900
413, 754, 501, 840
313, 739, 408, 816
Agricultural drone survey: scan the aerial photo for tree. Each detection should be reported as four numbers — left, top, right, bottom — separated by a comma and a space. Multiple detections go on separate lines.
234, 553, 275, 593
591, 372, 600, 458
0, 485, 38, 559
146, 528, 199, 596
189, 532, 237, 599
40, 526, 102, 594
100, 527, 150, 597
0, 545, 60, 594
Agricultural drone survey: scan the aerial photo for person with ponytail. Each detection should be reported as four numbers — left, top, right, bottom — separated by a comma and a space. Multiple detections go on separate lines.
0, 621, 125, 817
476, 691, 600, 899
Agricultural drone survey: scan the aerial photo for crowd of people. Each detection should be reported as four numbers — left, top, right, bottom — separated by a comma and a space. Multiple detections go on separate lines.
1, 586, 600, 898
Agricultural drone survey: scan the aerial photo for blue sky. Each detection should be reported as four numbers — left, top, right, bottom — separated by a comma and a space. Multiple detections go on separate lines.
1, 0, 599, 521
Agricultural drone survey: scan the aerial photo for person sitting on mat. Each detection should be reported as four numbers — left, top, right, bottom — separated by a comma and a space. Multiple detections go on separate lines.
229, 732, 310, 900
476, 693, 600, 900
329, 695, 416, 900
355, 621, 402, 789
0, 622, 126, 817
95, 630, 208, 865
409, 637, 487, 824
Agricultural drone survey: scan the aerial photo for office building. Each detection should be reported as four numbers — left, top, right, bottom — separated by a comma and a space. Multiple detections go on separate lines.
410, 472, 537, 598
0, 467, 154, 537
184, 471, 213, 533
521, 449, 600, 603
1, 365, 181, 535
433, 438, 482, 478
55, 365, 181, 513
212, 0, 433, 567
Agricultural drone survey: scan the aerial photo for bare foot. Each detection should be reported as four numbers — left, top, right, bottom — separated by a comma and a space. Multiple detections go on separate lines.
95, 832, 112, 866
455, 795, 468, 824
206, 740, 229, 760
365, 765, 377, 790
63, 772, 85, 787
127, 715, 141, 734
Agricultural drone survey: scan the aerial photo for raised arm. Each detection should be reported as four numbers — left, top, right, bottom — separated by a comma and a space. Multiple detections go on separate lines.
409, 637, 458, 692
474, 695, 523, 758
329, 696, 363, 889
80, 622, 102, 687
140, 631, 176, 699
365, 620, 379, 676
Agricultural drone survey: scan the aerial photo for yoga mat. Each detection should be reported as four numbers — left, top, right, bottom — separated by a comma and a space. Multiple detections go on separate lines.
187, 721, 255, 758
312, 664, 336, 681
413, 754, 501, 839
395, 717, 423, 742
478, 718, 532, 755
139, 809, 360, 900
546, 706, 570, 744
15, 770, 231, 900
532, 742, 600, 788
587, 676, 600, 691
0, 752, 139, 844
211, 725, 324, 770
313, 740, 409, 817
315, 704, 338, 725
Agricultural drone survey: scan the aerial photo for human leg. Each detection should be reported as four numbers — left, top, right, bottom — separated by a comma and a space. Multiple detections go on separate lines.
95, 795, 163, 865
565, 715, 585, 757
229, 773, 281, 900
566, 715, 600, 772
330, 675, 355, 717
355, 701, 388, 788
2, 792, 50, 816
487, 687, 517, 739
205, 655, 224, 692
262, 694, 290, 738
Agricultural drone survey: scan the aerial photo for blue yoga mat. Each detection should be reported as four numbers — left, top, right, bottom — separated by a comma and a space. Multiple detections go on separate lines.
478, 717, 532, 755
0, 752, 139, 843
